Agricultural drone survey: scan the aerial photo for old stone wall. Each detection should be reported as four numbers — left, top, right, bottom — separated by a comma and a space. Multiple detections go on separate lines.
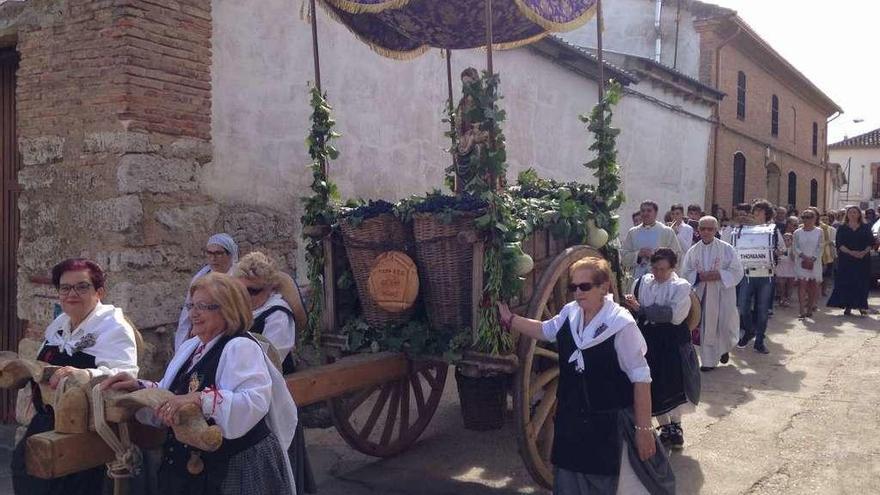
13, 0, 224, 379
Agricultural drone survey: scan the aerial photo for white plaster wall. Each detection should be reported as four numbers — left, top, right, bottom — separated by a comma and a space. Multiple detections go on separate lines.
829, 148, 880, 207
208, 0, 712, 276
560, 0, 701, 78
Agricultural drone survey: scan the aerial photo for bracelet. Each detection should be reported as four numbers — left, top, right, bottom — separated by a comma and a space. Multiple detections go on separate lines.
505, 313, 516, 330
634, 424, 653, 432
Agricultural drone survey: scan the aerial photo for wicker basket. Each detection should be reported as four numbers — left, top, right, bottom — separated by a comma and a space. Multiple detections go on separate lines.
340, 214, 413, 327
412, 212, 477, 331
455, 368, 507, 431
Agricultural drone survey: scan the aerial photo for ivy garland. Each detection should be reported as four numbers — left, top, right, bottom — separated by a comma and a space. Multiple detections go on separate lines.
300, 86, 341, 347
581, 81, 625, 240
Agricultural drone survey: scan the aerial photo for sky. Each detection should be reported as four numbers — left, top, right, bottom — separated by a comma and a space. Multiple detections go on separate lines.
707, 0, 879, 144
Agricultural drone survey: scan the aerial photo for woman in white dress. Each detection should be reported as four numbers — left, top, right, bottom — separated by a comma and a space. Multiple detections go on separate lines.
793, 210, 823, 319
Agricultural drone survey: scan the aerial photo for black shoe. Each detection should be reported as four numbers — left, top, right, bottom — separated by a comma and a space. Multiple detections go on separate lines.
736, 334, 753, 349
859, 309, 869, 317
700, 366, 715, 372
720, 353, 729, 364
844, 308, 852, 316
754, 343, 769, 354
668, 422, 684, 449
658, 424, 673, 448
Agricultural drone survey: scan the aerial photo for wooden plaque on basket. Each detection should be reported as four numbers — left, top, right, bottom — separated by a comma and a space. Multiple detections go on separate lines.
368, 251, 419, 313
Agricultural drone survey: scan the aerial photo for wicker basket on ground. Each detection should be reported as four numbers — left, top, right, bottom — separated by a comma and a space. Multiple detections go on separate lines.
340, 214, 413, 327
412, 212, 478, 331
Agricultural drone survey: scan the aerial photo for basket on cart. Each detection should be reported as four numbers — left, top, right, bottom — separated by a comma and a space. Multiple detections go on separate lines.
340, 213, 414, 327
412, 212, 478, 331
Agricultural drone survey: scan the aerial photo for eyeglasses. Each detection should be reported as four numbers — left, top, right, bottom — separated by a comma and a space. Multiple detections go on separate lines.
568, 282, 597, 293
246, 286, 265, 296
58, 282, 93, 296
204, 249, 229, 258
185, 302, 221, 312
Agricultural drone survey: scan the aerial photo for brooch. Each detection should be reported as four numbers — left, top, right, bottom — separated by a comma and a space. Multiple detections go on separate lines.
594, 323, 608, 338
72, 333, 97, 354
188, 373, 203, 393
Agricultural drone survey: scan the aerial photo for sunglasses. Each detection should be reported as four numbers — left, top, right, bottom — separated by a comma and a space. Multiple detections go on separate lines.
246, 286, 265, 296
568, 282, 597, 292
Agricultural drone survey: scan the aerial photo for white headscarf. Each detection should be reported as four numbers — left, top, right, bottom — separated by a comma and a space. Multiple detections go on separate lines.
206, 233, 239, 263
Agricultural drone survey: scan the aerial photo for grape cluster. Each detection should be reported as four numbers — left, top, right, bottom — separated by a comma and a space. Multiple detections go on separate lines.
412, 194, 487, 214
342, 199, 396, 221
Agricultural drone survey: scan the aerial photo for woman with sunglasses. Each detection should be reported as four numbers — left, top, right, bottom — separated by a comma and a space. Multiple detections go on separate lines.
498, 257, 674, 495
103, 273, 297, 495
234, 252, 316, 495
624, 248, 697, 451
793, 211, 823, 319
12, 258, 139, 495
175, 233, 240, 351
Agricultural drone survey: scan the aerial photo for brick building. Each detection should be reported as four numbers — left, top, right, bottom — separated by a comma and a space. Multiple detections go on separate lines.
692, 5, 842, 215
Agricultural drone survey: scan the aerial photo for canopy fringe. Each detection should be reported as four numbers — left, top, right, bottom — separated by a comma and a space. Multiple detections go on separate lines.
323, 0, 411, 15
512, 0, 598, 33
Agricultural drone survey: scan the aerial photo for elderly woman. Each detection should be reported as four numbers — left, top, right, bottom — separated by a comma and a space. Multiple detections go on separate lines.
625, 248, 697, 451
498, 257, 674, 495
104, 273, 297, 495
175, 233, 240, 350
12, 258, 139, 495
233, 252, 316, 494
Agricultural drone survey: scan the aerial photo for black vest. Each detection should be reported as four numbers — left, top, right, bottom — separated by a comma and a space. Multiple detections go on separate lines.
552, 319, 634, 475
250, 306, 296, 374
162, 334, 270, 476
32, 342, 98, 414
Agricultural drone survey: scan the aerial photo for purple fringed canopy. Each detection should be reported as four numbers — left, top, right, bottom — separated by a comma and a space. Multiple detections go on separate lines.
319, 0, 598, 59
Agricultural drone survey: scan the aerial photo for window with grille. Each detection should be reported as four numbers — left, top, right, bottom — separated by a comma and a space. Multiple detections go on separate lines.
810, 179, 818, 206
788, 171, 797, 207
771, 95, 779, 137
736, 71, 746, 120
733, 153, 746, 204
812, 122, 819, 156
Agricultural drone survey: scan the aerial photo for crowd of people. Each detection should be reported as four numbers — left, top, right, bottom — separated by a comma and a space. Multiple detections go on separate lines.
11, 199, 879, 495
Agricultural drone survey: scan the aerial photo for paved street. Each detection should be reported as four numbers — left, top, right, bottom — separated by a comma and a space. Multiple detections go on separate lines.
307, 292, 880, 494
1, 292, 878, 495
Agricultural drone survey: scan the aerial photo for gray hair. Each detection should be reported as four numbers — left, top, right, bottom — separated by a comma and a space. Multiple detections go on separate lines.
698, 216, 719, 230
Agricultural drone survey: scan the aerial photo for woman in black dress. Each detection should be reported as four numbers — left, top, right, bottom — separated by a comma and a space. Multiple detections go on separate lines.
827, 206, 875, 315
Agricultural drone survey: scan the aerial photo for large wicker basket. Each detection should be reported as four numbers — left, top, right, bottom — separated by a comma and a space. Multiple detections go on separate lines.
340, 214, 413, 327
412, 212, 477, 331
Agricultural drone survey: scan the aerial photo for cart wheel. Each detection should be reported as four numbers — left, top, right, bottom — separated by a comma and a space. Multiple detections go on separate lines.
514, 245, 615, 489
328, 359, 448, 457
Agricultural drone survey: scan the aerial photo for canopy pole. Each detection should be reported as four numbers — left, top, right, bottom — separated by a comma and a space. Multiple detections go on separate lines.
596, 0, 605, 100
446, 49, 457, 191
310, 0, 322, 92
485, 0, 494, 74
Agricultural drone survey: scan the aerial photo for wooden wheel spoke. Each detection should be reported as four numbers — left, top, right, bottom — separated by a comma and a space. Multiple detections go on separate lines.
359, 384, 392, 439
528, 381, 558, 439
410, 372, 427, 416
419, 368, 439, 390
542, 306, 553, 319
399, 379, 410, 437
344, 385, 379, 419
533, 346, 558, 361
529, 367, 559, 400
380, 384, 401, 447
539, 414, 555, 461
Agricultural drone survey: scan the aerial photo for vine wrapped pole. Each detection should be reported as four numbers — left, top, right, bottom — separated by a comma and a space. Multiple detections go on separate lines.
485, 0, 494, 75
596, 0, 605, 100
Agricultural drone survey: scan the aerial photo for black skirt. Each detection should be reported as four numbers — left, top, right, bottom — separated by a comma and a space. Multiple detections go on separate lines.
640, 321, 690, 416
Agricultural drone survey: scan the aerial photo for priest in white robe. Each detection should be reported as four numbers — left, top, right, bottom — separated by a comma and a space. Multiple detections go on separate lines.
681, 216, 744, 370
621, 201, 683, 285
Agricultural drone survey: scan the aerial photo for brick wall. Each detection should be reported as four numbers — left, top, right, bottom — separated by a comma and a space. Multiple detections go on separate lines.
14, 0, 215, 379
696, 20, 833, 213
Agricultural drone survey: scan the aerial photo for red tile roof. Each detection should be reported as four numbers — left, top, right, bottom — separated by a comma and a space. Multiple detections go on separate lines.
830, 128, 880, 149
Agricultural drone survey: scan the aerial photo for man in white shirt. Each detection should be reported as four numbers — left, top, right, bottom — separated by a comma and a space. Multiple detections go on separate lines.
621, 200, 684, 285
670, 203, 694, 253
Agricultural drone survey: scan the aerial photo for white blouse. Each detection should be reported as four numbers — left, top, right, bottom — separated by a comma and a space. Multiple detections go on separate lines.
635, 274, 692, 326
41, 302, 139, 378
793, 227, 822, 260
253, 292, 296, 359
541, 298, 651, 384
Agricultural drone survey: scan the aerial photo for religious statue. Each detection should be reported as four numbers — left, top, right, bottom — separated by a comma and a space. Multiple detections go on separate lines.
454, 67, 490, 193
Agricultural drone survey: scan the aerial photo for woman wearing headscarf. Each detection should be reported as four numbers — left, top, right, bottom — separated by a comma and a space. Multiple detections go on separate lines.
498, 257, 674, 495
175, 233, 240, 350
12, 258, 139, 495
624, 248, 697, 451
104, 272, 297, 495
234, 252, 316, 494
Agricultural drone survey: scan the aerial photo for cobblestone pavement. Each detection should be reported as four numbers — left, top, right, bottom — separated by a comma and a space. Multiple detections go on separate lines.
2, 292, 878, 495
